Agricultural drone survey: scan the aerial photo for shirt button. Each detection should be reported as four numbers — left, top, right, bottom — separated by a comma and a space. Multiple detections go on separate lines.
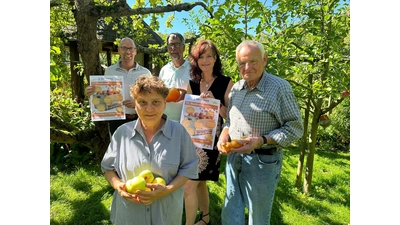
147, 208, 150, 212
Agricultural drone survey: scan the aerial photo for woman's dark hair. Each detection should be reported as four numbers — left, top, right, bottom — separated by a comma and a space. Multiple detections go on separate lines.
130, 75, 169, 99
189, 40, 223, 82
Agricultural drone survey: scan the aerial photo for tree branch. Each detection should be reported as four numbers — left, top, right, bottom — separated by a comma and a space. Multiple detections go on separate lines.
50, 114, 79, 132
96, 2, 213, 19
50, 128, 78, 144
50, 0, 60, 7
321, 97, 346, 114
287, 79, 312, 92
136, 35, 201, 54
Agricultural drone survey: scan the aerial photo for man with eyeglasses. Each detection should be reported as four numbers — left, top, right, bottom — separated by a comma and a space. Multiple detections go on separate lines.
85, 37, 152, 138
158, 33, 191, 122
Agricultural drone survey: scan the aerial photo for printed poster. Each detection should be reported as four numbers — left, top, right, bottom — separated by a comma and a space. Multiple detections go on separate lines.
89, 75, 125, 121
180, 94, 220, 150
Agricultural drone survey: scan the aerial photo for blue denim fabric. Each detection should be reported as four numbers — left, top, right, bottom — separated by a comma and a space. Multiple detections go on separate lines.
221, 150, 283, 225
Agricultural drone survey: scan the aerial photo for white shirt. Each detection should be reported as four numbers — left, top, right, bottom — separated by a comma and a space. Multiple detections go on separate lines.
105, 60, 152, 114
158, 60, 191, 122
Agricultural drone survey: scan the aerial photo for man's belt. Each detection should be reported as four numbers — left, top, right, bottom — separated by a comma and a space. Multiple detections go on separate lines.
252, 146, 279, 155
125, 114, 138, 120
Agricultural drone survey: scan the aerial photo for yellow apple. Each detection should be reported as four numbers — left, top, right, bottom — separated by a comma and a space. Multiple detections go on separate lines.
221, 142, 232, 153
152, 177, 166, 186
125, 176, 146, 194
138, 169, 155, 183
230, 139, 243, 148
145, 187, 152, 192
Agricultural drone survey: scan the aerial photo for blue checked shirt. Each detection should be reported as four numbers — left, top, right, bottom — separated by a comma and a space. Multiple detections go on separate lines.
223, 71, 303, 147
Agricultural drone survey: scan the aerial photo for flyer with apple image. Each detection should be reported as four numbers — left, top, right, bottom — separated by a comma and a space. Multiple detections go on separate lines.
90, 75, 125, 121
180, 94, 220, 150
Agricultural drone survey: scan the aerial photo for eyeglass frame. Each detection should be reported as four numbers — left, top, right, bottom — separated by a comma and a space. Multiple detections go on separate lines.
167, 42, 183, 49
119, 46, 137, 52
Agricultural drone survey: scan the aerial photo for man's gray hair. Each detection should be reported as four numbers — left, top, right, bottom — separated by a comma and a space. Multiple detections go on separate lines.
166, 33, 185, 45
119, 37, 136, 46
236, 40, 265, 59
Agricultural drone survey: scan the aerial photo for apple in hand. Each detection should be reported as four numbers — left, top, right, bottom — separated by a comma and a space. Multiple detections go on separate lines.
138, 169, 155, 183
230, 139, 243, 148
152, 177, 166, 186
221, 142, 232, 153
126, 176, 146, 194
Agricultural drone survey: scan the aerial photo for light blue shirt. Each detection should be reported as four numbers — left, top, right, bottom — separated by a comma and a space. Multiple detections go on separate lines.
101, 115, 198, 225
224, 71, 303, 147
105, 60, 152, 114
159, 60, 191, 122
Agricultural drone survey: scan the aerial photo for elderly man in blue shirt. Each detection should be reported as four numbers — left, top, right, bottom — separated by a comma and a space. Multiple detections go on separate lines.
217, 40, 304, 225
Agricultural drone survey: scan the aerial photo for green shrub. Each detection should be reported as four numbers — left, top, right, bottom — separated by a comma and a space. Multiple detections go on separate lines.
316, 98, 350, 151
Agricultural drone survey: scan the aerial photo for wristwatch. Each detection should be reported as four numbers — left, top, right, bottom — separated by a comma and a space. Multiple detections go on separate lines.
261, 136, 268, 145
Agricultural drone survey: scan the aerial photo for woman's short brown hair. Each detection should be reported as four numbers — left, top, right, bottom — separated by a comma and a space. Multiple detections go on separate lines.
130, 75, 169, 99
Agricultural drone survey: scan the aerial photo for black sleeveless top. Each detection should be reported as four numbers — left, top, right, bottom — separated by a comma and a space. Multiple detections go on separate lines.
189, 75, 231, 106
188, 75, 231, 181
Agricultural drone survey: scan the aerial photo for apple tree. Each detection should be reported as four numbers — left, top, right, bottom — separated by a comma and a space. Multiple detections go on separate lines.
50, 0, 350, 195
257, 0, 350, 194
192, 0, 350, 193
50, 0, 212, 162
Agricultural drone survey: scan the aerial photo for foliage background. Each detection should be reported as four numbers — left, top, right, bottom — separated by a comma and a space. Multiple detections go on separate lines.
5, 0, 400, 224
47, 0, 352, 224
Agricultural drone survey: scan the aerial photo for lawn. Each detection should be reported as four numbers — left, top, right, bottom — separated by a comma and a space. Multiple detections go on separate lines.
50, 147, 350, 225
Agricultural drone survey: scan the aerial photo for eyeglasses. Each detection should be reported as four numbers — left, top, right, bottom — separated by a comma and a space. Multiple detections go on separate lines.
167, 43, 183, 49
238, 60, 258, 68
120, 46, 136, 52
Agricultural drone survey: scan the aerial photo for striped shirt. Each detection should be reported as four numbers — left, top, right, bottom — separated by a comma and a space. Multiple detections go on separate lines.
224, 71, 303, 147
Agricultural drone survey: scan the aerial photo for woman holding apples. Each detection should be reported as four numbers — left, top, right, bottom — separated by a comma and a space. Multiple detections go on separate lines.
101, 75, 198, 225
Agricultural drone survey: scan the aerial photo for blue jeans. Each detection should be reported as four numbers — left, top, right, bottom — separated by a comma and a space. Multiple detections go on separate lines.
221, 150, 283, 225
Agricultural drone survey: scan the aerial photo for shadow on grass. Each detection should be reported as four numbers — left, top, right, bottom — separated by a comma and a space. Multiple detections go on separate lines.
50, 168, 113, 225
272, 147, 350, 225
50, 147, 349, 225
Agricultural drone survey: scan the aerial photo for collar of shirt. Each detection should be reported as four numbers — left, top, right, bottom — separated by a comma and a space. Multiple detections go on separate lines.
131, 114, 172, 139
116, 60, 140, 72
168, 59, 189, 71
239, 71, 269, 91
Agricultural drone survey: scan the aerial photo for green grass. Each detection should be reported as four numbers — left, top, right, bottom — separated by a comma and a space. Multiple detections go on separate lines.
50, 147, 350, 225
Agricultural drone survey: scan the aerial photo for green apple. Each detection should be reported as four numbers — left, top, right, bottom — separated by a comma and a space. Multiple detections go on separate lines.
138, 169, 155, 183
152, 177, 166, 186
125, 176, 146, 194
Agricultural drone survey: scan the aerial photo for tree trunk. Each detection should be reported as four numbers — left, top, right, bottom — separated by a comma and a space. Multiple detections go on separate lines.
73, 0, 110, 161
295, 97, 310, 188
70, 41, 85, 103
303, 102, 322, 194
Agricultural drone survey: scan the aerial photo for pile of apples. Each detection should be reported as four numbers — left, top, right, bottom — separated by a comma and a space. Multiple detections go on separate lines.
220, 139, 244, 153
125, 169, 166, 194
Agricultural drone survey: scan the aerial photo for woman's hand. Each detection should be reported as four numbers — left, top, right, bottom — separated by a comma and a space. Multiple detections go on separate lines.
200, 91, 214, 99
117, 182, 142, 204
134, 183, 168, 205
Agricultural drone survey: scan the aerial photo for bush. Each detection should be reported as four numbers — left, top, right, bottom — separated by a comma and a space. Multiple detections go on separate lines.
316, 97, 350, 152
50, 86, 95, 167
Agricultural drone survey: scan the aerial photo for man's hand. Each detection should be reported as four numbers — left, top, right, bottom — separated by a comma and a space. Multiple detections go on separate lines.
123, 99, 136, 109
176, 88, 187, 101
85, 85, 96, 96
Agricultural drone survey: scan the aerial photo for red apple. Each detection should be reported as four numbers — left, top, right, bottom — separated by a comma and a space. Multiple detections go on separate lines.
341, 90, 350, 98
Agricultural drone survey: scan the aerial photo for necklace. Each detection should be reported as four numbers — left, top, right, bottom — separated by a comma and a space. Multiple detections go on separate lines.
203, 77, 215, 88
